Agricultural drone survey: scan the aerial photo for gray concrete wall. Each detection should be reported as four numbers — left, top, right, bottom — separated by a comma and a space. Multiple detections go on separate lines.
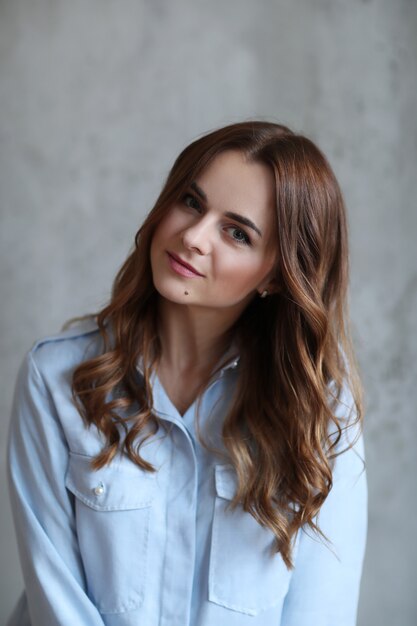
1, 1, 416, 623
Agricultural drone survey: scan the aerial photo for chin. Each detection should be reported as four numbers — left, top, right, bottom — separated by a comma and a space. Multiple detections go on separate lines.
152, 276, 194, 304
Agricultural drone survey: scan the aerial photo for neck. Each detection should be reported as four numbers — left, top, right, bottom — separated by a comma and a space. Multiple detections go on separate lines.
156, 297, 239, 375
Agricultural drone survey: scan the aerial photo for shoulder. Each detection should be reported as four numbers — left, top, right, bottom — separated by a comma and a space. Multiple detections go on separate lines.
11, 316, 110, 456
27, 316, 108, 387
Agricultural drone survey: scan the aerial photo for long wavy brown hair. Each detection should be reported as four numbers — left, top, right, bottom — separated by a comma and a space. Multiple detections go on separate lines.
65, 120, 363, 568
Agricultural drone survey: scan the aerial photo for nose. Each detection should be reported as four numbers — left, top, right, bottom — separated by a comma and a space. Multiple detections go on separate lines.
182, 217, 212, 255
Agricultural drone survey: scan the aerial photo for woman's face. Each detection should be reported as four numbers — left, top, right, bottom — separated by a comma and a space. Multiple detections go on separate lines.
150, 150, 278, 315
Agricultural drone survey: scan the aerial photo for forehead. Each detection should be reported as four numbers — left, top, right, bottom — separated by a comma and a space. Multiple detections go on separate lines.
195, 150, 277, 229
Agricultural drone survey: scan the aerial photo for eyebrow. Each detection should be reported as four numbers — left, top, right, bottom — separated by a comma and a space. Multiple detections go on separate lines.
190, 181, 263, 238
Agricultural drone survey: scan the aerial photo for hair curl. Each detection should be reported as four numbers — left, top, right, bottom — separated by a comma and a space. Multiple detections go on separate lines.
65, 120, 363, 568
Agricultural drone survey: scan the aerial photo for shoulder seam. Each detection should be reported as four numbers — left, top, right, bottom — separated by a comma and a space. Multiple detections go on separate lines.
26, 350, 50, 399
30, 318, 100, 354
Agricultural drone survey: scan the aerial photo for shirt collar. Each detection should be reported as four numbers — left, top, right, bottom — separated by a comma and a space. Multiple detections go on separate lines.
135, 344, 240, 377
216, 343, 240, 374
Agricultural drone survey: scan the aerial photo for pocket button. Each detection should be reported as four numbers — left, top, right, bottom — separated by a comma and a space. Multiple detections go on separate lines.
93, 482, 105, 496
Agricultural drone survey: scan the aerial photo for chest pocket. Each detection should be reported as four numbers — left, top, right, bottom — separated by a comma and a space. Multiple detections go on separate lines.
209, 464, 297, 616
65, 451, 155, 614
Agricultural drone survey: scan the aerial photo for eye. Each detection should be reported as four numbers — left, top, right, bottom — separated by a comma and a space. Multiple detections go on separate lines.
181, 192, 202, 212
225, 226, 251, 246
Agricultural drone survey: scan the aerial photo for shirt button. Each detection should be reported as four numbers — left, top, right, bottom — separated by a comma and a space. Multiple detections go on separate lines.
94, 483, 105, 496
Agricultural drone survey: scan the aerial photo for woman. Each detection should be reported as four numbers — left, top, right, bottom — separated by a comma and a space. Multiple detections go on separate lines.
7, 120, 367, 625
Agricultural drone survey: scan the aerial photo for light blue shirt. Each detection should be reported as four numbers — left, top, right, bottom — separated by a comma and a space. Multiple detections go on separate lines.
7, 317, 367, 626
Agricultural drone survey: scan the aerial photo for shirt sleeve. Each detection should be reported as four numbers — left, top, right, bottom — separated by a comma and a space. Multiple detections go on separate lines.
280, 388, 368, 626
7, 350, 105, 625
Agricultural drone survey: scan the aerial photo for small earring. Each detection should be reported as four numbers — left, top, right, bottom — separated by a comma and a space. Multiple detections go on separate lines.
260, 289, 268, 298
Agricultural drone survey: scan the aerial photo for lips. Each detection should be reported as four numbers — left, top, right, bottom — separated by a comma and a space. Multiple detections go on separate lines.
166, 252, 204, 277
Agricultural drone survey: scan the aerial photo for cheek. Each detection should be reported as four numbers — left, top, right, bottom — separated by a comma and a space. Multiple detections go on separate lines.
153, 211, 190, 248
153, 218, 171, 244
213, 253, 269, 290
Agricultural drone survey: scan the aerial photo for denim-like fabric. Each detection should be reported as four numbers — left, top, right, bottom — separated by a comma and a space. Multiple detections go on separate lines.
7, 318, 367, 626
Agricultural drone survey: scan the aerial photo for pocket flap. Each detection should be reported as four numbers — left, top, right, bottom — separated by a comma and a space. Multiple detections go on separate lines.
214, 464, 238, 501
65, 452, 155, 511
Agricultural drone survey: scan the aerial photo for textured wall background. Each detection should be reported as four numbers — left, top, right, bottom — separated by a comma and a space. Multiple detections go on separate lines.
1, 0, 416, 624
